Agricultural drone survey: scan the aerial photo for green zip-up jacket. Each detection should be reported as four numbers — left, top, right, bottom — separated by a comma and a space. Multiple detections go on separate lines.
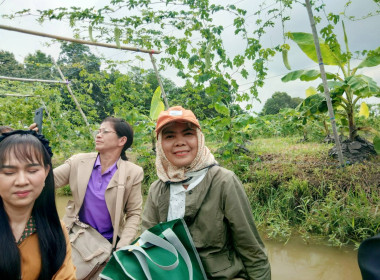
142, 166, 271, 280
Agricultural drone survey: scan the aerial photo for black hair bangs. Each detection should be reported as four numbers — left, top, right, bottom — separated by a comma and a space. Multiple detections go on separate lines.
0, 134, 48, 169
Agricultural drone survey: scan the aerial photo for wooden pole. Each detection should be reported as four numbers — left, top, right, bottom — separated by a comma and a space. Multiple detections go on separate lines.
304, 0, 345, 166
0, 75, 68, 84
0, 24, 161, 54
0, 93, 40, 97
53, 58, 90, 128
149, 53, 169, 109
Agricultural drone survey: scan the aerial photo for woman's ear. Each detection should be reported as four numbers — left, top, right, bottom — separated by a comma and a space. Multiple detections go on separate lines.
118, 136, 127, 147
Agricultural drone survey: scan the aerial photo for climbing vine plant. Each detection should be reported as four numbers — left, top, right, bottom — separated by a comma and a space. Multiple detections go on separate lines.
6, 0, 301, 109
4, 0, 379, 111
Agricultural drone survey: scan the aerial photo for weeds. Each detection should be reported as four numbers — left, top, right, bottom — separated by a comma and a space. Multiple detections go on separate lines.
238, 138, 380, 246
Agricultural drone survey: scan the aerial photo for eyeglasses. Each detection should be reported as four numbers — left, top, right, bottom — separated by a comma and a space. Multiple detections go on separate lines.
93, 129, 117, 136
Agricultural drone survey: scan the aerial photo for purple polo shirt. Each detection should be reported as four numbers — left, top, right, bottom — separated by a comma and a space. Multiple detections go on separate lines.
78, 155, 118, 240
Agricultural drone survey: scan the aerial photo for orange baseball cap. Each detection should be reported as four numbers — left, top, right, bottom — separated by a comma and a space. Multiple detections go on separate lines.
155, 106, 201, 136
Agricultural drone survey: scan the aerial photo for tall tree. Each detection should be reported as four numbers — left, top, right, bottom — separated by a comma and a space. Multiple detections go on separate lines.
58, 42, 101, 75
128, 68, 177, 114
261, 92, 303, 115
0, 50, 25, 77
24, 50, 54, 79
57, 42, 107, 122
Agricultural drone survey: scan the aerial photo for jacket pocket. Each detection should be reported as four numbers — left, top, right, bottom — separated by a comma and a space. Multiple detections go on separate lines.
202, 252, 231, 273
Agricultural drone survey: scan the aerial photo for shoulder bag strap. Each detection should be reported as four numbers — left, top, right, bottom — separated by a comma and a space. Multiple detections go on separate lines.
112, 159, 126, 249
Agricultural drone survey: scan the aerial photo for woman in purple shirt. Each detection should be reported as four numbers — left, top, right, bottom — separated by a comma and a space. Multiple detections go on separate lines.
53, 117, 144, 249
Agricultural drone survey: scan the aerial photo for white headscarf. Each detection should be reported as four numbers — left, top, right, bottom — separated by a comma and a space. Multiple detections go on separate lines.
155, 127, 217, 183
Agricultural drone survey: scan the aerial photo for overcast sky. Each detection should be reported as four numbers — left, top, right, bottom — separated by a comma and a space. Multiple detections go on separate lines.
0, 0, 379, 113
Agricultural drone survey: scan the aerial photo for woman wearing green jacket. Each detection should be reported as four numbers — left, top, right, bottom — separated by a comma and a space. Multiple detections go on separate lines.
142, 106, 271, 280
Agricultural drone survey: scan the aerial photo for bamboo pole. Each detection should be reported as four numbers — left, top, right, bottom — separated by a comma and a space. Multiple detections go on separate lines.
53, 59, 90, 128
0, 75, 68, 84
0, 93, 40, 97
149, 53, 169, 109
0, 24, 161, 54
304, 0, 345, 166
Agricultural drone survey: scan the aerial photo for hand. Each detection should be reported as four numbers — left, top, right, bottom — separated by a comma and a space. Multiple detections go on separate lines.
29, 123, 39, 132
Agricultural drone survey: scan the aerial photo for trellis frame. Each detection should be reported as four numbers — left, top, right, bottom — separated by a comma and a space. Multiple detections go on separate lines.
0, 24, 170, 119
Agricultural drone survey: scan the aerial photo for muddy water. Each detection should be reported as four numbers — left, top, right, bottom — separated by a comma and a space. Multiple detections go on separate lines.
56, 196, 362, 280
56, 195, 71, 219
265, 237, 361, 280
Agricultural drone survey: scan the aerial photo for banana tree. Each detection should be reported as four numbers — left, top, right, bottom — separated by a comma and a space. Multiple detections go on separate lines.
281, 23, 380, 142
294, 87, 348, 139
148, 86, 165, 151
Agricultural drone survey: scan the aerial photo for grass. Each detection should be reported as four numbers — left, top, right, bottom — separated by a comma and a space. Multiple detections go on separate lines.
218, 137, 380, 247
251, 137, 334, 162
253, 137, 326, 153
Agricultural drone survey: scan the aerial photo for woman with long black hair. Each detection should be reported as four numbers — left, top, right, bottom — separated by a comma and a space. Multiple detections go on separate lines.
0, 130, 76, 280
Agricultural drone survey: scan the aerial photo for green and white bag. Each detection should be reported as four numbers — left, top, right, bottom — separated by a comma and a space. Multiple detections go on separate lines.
100, 219, 207, 280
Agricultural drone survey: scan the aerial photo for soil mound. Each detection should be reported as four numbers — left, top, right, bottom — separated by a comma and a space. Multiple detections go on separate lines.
329, 136, 377, 163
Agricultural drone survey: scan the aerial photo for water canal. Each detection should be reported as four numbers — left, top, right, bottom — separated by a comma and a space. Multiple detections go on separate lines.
266, 237, 361, 280
56, 195, 362, 280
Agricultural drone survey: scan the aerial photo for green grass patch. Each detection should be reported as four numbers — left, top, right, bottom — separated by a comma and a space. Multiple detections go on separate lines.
221, 137, 380, 247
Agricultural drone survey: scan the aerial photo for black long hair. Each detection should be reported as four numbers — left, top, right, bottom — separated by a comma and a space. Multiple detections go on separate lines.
0, 132, 66, 280
102, 117, 134, 160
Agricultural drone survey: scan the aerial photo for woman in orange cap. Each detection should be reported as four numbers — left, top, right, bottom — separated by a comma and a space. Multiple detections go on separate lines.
142, 106, 271, 280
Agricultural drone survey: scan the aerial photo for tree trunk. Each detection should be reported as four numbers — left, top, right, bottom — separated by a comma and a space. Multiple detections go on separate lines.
304, 0, 345, 166
347, 107, 357, 141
